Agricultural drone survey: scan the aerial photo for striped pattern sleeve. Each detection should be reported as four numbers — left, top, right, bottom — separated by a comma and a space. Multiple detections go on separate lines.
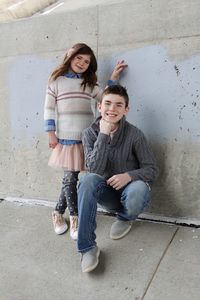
91, 84, 103, 102
44, 82, 57, 131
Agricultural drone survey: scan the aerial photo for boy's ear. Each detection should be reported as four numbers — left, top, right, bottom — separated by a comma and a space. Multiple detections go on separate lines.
124, 106, 129, 115
97, 102, 101, 112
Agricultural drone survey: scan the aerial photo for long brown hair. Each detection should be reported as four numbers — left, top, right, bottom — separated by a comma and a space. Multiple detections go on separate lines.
49, 43, 98, 90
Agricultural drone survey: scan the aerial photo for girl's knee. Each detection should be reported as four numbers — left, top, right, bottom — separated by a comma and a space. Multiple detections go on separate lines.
63, 171, 79, 184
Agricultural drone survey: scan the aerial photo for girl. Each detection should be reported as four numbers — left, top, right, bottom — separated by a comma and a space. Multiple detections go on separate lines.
44, 43, 127, 240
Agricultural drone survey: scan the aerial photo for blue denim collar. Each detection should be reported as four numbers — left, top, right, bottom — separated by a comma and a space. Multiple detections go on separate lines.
64, 73, 81, 78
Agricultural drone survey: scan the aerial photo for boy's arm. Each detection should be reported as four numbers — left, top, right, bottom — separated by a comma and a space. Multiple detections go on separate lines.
82, 128, 110, 176
107, 132, 158, 190
127, 131, 158, 184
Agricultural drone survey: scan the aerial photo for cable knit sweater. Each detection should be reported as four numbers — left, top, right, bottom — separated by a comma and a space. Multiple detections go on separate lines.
82, 116, 158, 187
44, 76, 102, 140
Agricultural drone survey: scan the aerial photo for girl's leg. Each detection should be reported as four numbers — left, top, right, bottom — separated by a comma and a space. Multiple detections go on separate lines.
62, 171, 79, 240
55, 185, 67, 214
52, 174, 68, 235
62, 171, 79, 216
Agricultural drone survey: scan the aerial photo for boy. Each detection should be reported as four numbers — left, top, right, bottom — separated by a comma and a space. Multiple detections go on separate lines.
77, 85, 158, 272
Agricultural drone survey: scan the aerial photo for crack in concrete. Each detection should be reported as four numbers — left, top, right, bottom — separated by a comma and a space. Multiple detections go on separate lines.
141, 227, 179, 300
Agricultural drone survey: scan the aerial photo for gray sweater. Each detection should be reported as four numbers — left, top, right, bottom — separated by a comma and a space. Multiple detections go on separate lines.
82, 116, 158, 188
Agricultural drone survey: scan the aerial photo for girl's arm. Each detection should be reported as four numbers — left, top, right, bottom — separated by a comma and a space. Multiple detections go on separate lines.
44, 81, 58, 148
110, 60, 128, 81
91, 60, 128, 111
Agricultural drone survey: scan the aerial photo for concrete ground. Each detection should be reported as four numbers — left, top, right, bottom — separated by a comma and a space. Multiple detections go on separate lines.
0, 200, 200, 300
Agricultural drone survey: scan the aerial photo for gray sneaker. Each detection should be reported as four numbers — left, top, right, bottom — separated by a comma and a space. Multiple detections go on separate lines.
110, 219, 132, 240
81, 246, 100, 273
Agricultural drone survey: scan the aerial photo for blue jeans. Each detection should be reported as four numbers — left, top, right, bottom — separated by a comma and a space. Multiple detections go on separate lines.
77, 173, 151, 253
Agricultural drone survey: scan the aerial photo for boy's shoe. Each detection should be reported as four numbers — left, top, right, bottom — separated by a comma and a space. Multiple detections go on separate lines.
110, 219, 132, 240
69, 216, 78, 241
52, 211, 68, 235
81, 246, 100, 273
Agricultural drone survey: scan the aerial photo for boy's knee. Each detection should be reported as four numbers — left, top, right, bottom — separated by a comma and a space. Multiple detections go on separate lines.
124, 181, 151, 217
79, 173, 103, 186
127, 180, 149, 197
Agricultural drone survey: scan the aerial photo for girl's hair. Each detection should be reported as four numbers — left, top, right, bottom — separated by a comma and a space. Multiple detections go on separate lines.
49, 43, 98, 90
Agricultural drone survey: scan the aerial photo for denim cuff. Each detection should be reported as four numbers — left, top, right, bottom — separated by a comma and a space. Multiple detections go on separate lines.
44, 119, 56, 131
107, 79, 118, 86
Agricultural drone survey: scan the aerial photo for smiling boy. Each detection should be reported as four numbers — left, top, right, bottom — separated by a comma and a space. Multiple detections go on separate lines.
77, 85, 158, 273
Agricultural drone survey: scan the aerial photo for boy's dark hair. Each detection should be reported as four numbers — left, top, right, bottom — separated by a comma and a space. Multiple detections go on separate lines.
101, 85, 129, 107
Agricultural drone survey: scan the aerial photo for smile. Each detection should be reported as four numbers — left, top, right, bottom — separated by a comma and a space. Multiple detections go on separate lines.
106, 113, 117, 117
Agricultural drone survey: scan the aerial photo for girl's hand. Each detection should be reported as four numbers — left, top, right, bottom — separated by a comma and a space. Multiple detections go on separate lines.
110, 60, 128, 81
107, 173, 132, 190
48, 131, 58, 149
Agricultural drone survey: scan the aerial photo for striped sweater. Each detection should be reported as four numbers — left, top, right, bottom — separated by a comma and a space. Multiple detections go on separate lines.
44, 76, 103, 140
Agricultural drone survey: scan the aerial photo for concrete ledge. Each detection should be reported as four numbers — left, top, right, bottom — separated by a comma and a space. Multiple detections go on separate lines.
4, 196, 200, 227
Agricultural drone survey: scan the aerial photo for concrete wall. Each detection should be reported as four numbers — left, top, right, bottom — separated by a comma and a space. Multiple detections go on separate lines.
0, 0, 200, 222
0, 0, 57, 22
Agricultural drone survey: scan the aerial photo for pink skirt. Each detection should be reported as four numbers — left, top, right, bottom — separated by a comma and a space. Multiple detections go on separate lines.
48, 143, 86, 171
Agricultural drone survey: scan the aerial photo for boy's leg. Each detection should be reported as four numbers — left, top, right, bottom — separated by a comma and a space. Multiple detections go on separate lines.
78, 172, 120, 272
118, 180, 151, 220
110, 180, 151, 239
77, 173, 103, 253
77, 173, 121, 252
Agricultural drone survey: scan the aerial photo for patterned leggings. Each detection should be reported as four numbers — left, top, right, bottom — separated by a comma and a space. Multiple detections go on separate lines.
55, 171, 79, 216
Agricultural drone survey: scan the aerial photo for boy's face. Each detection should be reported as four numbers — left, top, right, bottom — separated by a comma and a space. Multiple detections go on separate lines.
98, 93, 129, 124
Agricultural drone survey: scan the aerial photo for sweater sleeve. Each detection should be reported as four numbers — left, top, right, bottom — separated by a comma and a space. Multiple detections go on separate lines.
91, 84, 103, 102
44, 81, 57, 132
82, 128, 110, 176
91, 79, 118, 102
127, 131, 158, 183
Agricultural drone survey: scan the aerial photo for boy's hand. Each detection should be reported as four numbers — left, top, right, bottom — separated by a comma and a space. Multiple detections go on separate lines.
110, 60, 128, 81
107, 173, 132, 190
48, 131, 58, 148
99, 119, 112, 135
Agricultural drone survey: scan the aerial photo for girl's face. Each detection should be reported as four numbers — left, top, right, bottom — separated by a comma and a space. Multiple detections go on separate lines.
70, 54, 91, 74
